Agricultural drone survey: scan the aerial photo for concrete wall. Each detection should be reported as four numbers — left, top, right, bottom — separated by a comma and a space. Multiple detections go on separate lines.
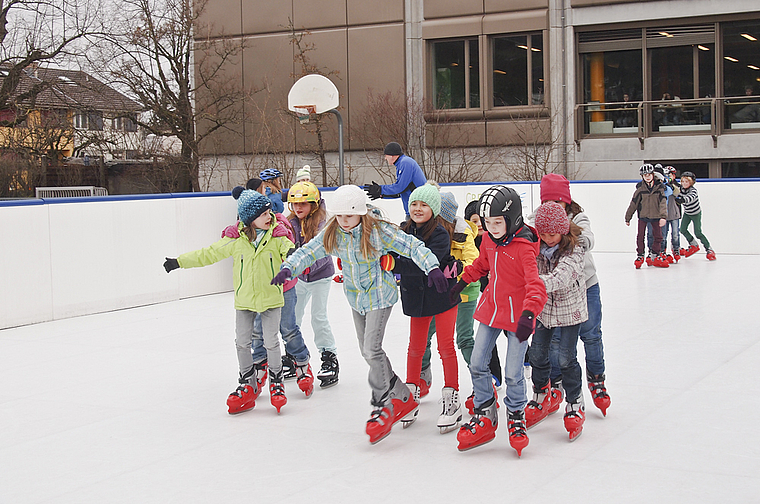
2, 179, 757, 329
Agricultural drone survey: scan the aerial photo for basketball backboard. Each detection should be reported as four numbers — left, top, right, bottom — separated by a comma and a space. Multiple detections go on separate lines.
288, 74, 339, 115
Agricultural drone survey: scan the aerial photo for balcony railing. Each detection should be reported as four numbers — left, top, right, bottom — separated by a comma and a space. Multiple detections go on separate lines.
575, 96, 760, 149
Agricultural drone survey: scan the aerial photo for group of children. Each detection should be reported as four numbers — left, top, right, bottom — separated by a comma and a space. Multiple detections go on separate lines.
163, 166, 615, 457
625, 163, 715, 268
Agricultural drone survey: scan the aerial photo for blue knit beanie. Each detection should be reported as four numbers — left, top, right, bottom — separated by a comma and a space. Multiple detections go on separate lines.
409, 183, 441, 218
233, 187, 272, 225
439, 192, 458, 223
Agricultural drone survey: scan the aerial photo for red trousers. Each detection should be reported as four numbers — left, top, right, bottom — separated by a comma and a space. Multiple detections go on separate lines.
406, 305, 459, 390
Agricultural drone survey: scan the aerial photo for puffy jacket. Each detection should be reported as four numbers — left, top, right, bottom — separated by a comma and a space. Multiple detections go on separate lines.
282, 219, 440, 315
460, 225, 547, 332
265, 187, 285, 214
394, 221, 458, 317
625, 180, 667, 222
289, 208, 335, 282
536, 244, 588, 328
178, 211, 295, 312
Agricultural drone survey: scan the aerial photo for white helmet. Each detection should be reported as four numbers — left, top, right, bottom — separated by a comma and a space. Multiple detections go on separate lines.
329, 185, 368, 216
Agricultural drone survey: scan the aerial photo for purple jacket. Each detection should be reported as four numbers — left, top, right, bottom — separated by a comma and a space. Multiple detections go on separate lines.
289, 208, 335, 282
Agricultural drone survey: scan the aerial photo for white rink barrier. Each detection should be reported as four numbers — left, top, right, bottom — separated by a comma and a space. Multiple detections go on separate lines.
2, 179, 758, 329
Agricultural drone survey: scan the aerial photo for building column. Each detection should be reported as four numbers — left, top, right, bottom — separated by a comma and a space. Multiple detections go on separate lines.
405, 0, 425, 153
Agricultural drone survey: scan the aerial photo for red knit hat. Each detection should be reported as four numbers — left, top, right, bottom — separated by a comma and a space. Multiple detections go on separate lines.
534, 201, 570, 235
540, 173, 572, 205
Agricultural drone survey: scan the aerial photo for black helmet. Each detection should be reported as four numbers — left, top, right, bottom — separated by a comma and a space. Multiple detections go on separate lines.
477, 185, 524, 238
681, 171, 696, 180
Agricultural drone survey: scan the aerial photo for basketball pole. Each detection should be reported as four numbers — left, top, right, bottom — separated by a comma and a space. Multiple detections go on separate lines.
327, 109, 344, 186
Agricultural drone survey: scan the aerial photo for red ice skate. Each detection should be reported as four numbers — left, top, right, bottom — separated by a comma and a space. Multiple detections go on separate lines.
564, 399, 585, 441
457, 399, 498, 451
683, 244, 699, 257
226, 384, 257, 414
673, 251, 681, 263
665, 254, 674, 264
587, 374, 611, 416
465, 383, 499, 415
393, 385, 419, 426
652, 254, 669, 268
525, 382, 551, 428
419, 365, 432, 398
366, 406, 393, 444
269, 370, 287, 413
634, 256, 645, 269
296, 363, 314, 398
706, 249, 716, 261
507, 409, 529, 457
645, 256, 653, 267
549, 383, 564, 414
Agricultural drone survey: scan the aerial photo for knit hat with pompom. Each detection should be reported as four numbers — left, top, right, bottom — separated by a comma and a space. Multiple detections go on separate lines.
232, 186, 272, 225
534, 201, 570, 235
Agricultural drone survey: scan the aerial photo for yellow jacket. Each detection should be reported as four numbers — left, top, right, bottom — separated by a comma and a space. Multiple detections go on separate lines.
450, 217, 481, 302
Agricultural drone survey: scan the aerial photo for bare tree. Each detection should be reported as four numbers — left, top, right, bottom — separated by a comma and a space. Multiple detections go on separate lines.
94, 0, 247, 192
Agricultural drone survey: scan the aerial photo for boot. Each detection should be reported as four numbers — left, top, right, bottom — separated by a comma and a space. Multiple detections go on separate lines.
684, 244, 699, 257
226, 368, 258, 414
457, 397, 498, 451
634, 255, 645, 269
399, 383, 420, 428
673, 251, 681, 262
316, 351, 339, 388
706, 249, 716, 261
269, 369, 287, 413
549, 379, 564, 414
281, 353, 297, 380
295, 362, 314, 398
525, 381, 551, 428
564, 396, 586, 441
587, 373, 611, 416
419, 365, 432, 398
366, 405, 393, 444
465, 383, 499, 415
652, 253, 669, 268
437, 387, 462, 434
645, 255, 653, 267
253, 360, 268, 393
507, 409, 529, 457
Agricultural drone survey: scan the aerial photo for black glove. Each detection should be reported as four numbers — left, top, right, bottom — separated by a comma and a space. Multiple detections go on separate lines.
674, 195, 684, 204
364, 181, 382, 200
515, 311, 535, 343
164, 257, 180, 273
449, 280, 467, 304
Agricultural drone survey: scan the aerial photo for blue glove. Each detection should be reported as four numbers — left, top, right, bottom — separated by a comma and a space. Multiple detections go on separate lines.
427, 267, 448, 293
271, 268, 292, 285
515, 311, 535, 343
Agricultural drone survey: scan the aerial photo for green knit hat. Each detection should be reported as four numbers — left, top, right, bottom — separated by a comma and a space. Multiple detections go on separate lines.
409, 183, 441, 218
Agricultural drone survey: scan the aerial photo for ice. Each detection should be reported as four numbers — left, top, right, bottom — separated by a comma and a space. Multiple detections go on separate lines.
1, 252, 758, 502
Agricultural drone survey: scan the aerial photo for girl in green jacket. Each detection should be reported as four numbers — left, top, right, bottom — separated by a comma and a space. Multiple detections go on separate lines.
163, 188, 302, 415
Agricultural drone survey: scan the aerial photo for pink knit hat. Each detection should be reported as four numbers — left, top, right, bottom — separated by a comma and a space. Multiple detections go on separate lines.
540, 173, 572, 205
534, 201, 570, 235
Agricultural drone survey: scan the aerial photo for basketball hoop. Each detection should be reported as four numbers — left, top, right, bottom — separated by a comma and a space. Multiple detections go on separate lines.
293, 105, 316, 124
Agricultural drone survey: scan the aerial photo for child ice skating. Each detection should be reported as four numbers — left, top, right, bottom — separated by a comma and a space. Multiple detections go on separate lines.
163, 188, 300, 414
393, 184, 462, 433
287, 181, 340, 388
260, 168, 285, 214
450, 185, 547, 456
272, 184, 449, 444
625, 164, 668, 269
661, 166, 682, 262
676, 171, 716, 260
527, 202, 588, 441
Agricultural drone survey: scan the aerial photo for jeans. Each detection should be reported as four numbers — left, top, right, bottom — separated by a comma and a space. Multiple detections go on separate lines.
351, 306, 400, 407
294, 277, 337, 354
236, 308, 281, 375
469, 323, 528, 412
531, 321, 582, 404
422, 297, 476, 369
648, 219, 680, 254
407, 306, 459, 390
681, 212, 711, 250
550, 282, 605, 381
252, 287, 310, 365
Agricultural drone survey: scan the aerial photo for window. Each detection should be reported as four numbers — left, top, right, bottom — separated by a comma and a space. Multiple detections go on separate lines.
492, 33, 543, 107
722, 160, 760, 177
723, 20, 760, 129
41, 109, 68, 128
433, 39, 479, 109
75, 111, 104, 131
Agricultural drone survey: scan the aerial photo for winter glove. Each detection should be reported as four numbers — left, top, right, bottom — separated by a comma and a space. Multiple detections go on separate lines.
271, 268, 292, 285
379, 253, 396, 271
443, 259, 463, 279
163, 257, 180, 273
221, 224, 240, 239
364, 181, 382, 200
515, 311, 535, 343
674, 195, 684, 204
448, 280, 467, 304
427, 267, 448, 294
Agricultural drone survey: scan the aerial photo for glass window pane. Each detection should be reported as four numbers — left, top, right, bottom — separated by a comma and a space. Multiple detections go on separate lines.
469, 39, 480, 108
434, 41, 466, 109
531, 34, 544, 105
651, 46, 694, 100
493, 35, 528, 106
722, 160, 760, 177
722, 20, 760, 98
698, 44, 715, 98
582, 50, 642, 103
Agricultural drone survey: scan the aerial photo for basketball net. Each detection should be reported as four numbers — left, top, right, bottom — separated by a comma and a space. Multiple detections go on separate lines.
293, 105, 316, 124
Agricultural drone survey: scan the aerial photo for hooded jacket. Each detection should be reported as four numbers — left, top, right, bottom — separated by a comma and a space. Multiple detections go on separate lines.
178, 211, 295, 312
625, 180, 667, 222
460, 225, 547, 332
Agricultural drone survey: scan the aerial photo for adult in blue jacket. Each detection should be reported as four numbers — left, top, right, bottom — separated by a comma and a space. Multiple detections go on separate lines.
364, 142, 426, 217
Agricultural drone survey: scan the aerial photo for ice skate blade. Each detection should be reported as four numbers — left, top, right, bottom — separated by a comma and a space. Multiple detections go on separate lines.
318, 378, 339, 389
401, 416, 418, 429
525, 415, 548, 430
568, 428, 583, 442
227, 404, 255, 415
438, 422, 460, 434
369, 430, 391, 444
457, 435, 495, 452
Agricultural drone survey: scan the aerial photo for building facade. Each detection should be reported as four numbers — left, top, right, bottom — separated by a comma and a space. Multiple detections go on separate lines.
198, 0, 760, 185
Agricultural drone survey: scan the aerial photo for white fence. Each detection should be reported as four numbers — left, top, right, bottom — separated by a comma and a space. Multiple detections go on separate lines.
2, 179, 758, 330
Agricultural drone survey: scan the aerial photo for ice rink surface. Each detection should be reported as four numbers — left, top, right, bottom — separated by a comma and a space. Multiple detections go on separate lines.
1, 252, 758, 503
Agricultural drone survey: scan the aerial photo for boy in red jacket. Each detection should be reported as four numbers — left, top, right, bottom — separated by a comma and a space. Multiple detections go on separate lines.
449, 185, 547, 456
